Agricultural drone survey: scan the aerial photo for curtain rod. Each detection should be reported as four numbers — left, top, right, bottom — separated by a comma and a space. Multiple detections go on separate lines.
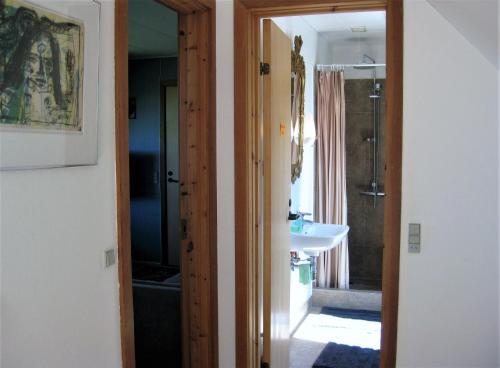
316, 64, 386, 69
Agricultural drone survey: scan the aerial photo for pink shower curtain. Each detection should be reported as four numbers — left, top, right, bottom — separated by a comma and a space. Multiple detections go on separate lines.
314, 70, 349, 289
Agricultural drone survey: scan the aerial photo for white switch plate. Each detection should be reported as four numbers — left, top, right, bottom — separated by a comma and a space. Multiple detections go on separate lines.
409, 242, 420, 253
408, 223, 421, 253
105, 248, 116, 267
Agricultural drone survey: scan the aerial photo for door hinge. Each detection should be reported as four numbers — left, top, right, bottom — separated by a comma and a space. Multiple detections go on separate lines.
260, 62, 270, 75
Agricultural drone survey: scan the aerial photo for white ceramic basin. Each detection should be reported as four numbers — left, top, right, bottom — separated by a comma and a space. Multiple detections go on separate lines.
291, 222, 350, 257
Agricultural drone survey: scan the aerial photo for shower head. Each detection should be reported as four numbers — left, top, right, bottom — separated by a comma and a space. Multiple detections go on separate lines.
353, 54, 376, 70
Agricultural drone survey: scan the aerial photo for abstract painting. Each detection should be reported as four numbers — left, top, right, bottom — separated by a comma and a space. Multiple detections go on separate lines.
0, 0, 84, 131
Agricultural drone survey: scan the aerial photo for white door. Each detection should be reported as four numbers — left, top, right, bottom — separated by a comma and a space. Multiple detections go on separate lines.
262, 18, 292, 368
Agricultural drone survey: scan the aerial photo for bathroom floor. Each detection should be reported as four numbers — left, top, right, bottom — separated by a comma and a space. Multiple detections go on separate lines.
289, 307, 381, 368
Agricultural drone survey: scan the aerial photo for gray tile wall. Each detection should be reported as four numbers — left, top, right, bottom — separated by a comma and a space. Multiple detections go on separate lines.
345, 79, 386, 290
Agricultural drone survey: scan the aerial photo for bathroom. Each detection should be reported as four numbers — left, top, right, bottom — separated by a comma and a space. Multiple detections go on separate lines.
271, 10, 386, 367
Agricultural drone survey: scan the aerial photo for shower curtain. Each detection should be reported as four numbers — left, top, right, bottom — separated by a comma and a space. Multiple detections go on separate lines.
314, 69, 349, 289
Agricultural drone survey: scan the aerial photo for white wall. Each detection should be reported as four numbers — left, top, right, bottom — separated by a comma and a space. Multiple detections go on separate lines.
316, 35, 333, 65
215, 1, 236, 367
0, 1, 122, 367
397, 1, 499, 367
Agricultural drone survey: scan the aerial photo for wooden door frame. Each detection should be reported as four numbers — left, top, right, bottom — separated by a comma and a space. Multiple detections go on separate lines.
115, 1, 218, 368
234, 1, 403, 367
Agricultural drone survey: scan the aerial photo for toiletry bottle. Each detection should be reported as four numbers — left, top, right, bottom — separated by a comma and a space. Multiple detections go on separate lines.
291, 216, 304, 233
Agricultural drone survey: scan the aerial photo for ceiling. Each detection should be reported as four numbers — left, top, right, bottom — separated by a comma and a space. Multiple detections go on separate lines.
427, 0, 498, 69
128, 0, 178, 59
299, 11, 386, 42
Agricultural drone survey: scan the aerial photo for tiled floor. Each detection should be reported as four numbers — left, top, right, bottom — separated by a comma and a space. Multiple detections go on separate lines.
289, 307, 381, 368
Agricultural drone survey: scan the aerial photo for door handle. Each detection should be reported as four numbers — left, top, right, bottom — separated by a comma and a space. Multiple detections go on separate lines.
168, 178, 179, 183
288, 212, 300, 221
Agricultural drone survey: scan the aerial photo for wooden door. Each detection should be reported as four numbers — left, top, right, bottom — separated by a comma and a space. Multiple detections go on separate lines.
262, 19, 292, 368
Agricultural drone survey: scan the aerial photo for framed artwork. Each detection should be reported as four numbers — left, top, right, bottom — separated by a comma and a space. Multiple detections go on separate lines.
0, 0, 100, 170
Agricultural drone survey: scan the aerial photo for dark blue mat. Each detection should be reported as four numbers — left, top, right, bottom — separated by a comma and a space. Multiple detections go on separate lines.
313, 342, 380, 368
320, 307, 381, 322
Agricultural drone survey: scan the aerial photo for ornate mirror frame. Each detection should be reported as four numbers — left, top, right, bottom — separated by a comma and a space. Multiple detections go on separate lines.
291, 35, 305, 183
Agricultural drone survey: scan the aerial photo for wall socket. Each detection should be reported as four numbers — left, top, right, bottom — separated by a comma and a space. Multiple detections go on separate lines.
105, 248, 116, 267
408, 223, 421, 253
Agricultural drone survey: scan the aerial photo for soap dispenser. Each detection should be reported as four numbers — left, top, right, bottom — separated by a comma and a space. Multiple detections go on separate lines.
290, 214, 304, 233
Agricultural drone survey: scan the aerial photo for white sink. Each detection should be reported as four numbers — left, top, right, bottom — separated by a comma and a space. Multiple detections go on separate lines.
291, 222, 350, 257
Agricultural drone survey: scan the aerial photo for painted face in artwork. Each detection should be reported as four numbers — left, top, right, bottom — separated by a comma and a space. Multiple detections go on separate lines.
24, 33, 57, 123
0, 3, 83, 130
28, 35, 53, 90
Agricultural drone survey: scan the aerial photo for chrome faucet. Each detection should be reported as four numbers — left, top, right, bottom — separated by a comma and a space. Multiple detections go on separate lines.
297, 211, 313, 223
288, 211, 313, 222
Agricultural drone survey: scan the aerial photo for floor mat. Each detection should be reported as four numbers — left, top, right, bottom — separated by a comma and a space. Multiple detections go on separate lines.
320, 307, 381, 322
312, 342, 380, 368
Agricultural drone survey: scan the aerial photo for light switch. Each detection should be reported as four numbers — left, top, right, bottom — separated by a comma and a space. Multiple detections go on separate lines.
105, 248, 116, 267
409, 234, 420, 243
408, 223, 421, 253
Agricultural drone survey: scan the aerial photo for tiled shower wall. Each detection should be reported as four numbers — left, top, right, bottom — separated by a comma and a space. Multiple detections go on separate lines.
345, 79, 386, 290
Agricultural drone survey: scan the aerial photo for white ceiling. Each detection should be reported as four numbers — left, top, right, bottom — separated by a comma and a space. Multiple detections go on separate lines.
300, 11, 386, 42
427, 0, 499, 69
128, 0, 178, 59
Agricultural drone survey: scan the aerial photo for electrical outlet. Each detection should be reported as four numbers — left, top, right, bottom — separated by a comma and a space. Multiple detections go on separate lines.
409, 242, 420, 253
105, 248, 116, 267
408, 223, 421, 253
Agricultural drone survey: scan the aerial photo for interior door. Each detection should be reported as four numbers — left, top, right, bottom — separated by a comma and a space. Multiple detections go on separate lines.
165, 83, 180, 266
262, 19, 292, 368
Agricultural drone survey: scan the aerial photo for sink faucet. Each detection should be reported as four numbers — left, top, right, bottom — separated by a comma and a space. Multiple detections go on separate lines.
288, 211, 313, 222
297, 212, 312, 223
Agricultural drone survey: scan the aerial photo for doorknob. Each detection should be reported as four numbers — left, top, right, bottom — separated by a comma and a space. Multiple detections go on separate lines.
168, 178, 179, 183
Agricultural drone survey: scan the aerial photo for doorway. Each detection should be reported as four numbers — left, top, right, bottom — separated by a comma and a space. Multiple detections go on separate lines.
266, 10, 387, 367
127, 2, 180, 366
114, 1, 218, 367
234, 1, 403, 367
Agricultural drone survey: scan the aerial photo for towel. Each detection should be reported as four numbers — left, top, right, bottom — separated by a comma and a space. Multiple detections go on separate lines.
299, 264, 311, 284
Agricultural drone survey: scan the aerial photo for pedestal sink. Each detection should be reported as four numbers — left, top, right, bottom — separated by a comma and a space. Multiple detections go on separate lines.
291, 222, 350, 257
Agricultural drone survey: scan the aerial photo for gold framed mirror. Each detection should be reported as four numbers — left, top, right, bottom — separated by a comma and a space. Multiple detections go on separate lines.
291, 35, 305, 183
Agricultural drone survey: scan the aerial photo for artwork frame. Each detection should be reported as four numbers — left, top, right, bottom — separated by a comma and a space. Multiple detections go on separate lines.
291, 35, 305, 183
0, 0, 101, 170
